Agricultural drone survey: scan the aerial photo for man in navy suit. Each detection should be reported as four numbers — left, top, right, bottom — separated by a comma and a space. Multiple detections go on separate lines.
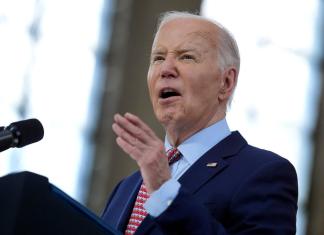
102, 11, 298, 235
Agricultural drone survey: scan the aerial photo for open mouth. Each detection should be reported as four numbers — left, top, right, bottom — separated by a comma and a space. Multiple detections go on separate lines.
159, 88, 181, 99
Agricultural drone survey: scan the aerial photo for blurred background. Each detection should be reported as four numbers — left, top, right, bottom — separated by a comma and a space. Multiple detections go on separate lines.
0, 0, 323, 234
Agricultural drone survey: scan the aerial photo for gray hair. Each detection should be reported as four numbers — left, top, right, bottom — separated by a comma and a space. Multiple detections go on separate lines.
155, 11, 240, 107
156, 11, 240, 74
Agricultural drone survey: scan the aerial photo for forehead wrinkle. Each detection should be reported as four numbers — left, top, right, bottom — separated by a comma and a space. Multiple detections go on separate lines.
174, 31, 217, 54
151, 30, 216, 56
151, 41, 197, 55
188, 31, 217, 49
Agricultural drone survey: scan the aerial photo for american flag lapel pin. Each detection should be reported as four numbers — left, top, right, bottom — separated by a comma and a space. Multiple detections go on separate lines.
206, 162, 218, 167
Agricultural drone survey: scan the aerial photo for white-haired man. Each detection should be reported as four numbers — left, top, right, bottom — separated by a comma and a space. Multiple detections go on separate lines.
102, 11, 298, 235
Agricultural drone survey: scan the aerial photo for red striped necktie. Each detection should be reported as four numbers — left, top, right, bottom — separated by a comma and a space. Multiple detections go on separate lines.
124, 148, 182, 235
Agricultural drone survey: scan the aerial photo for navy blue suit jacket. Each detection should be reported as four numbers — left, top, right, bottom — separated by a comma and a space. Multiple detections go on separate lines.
102, 131, 298, 234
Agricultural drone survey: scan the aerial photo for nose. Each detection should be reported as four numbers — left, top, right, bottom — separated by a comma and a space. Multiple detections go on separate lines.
160, 56, 178, 79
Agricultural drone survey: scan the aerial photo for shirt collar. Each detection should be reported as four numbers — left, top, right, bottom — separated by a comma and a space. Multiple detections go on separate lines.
164, 118, 231, 165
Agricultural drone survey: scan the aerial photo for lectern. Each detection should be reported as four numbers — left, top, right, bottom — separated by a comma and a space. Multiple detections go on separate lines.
0, 171, 121, 235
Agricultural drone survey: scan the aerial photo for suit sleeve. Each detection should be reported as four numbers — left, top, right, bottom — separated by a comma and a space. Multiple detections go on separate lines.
154, 159, 298, 235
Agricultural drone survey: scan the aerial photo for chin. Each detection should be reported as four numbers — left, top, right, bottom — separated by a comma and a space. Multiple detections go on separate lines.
158, 113, 173, 125
155, 110, 174, 124
158, 111, 185, 130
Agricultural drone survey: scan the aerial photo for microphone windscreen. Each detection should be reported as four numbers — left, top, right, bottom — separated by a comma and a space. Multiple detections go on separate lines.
9, 119, 44, 147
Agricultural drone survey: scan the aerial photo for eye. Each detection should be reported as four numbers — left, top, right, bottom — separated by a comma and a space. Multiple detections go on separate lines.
180, 54, 195, 61
151, 55, 165, 63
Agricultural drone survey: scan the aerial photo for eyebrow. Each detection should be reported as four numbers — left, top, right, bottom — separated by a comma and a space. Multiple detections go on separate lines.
151, 47, 200, 55
151, 49, 165, 55
176, 48, 199, 54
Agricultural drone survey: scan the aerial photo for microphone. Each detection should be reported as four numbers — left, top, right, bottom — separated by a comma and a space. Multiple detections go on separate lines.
0, 119, 44, 152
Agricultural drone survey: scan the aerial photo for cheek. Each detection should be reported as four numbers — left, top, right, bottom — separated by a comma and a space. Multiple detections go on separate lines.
186, 78, 220, 104
147, 84, 156, 105
147, 70, 156, 99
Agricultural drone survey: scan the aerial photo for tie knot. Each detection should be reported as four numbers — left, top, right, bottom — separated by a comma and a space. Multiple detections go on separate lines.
166, 148, 182, 165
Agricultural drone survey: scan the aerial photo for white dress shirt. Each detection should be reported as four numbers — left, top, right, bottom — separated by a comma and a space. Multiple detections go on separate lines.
144, 118, 231, 216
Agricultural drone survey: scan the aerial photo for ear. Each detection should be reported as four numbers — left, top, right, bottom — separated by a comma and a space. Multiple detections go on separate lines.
218, 67, 238, 102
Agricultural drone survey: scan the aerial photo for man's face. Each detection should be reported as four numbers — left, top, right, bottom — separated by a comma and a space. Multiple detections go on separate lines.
147, 18, 227, 138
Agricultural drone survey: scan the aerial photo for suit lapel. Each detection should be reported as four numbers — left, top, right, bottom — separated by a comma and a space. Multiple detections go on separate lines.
179, 131, 247, 194
136, 131, 247, 234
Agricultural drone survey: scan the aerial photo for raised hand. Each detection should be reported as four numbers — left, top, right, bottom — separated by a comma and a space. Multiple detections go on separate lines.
112, 113, 171, 193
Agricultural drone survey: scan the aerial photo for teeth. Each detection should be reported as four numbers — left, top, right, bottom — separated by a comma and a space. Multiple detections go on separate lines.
162, 88, 176, 93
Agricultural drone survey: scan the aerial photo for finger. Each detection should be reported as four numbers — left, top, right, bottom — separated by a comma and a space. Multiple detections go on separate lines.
124, 112, 158, 139
114, 114, 152, 143
112, 123, 145, 148
116, 136, 142, 160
